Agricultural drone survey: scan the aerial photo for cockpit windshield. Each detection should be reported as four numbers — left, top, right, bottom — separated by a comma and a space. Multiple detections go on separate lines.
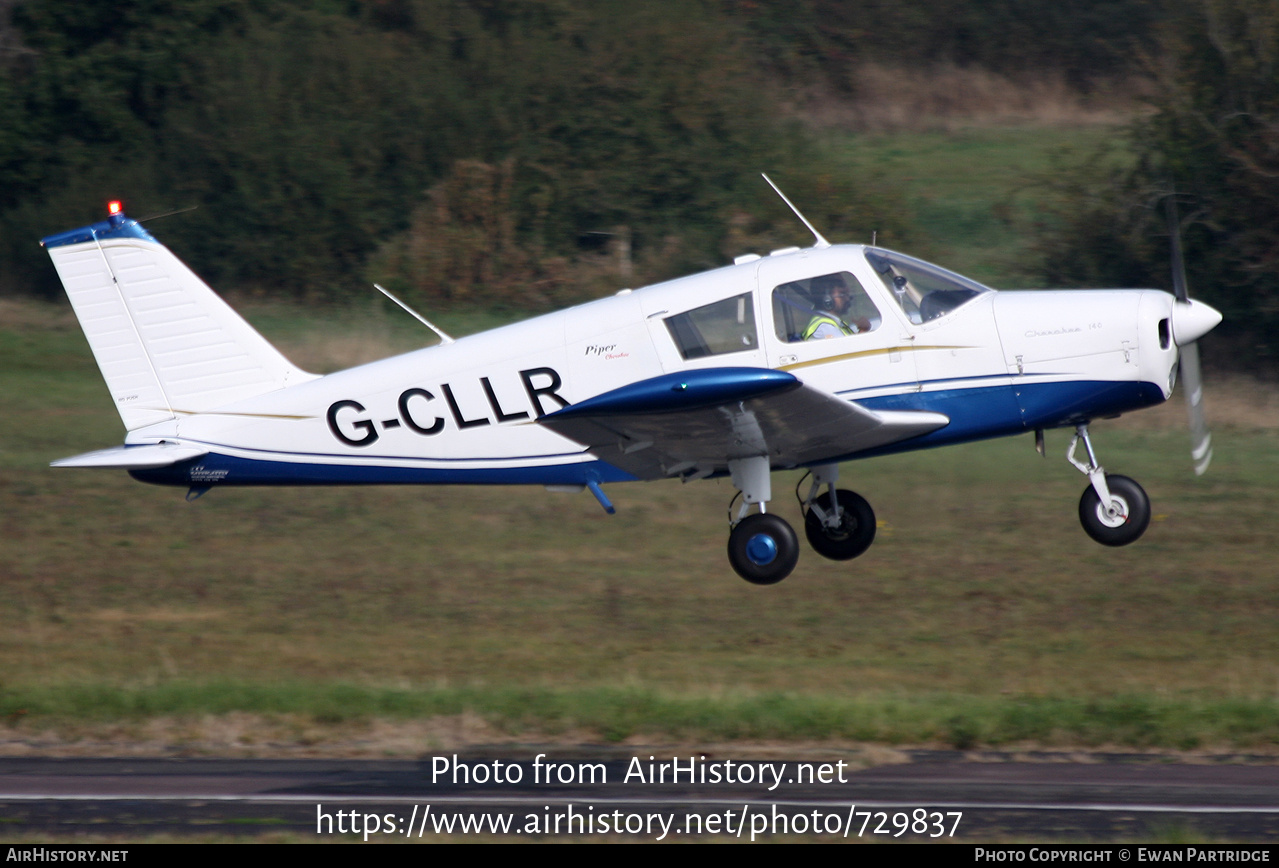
864, 248, 991, 324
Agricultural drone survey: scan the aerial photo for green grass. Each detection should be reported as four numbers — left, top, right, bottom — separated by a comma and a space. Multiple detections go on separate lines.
2, 304, 1277, 750
2, 683, 1276, 750
831, 125, 1130, 286
3, 122, 1276, 753
9, 419, 1277, 697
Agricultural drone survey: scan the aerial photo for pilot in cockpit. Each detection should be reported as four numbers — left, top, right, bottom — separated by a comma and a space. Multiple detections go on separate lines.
803, 274, 872, 339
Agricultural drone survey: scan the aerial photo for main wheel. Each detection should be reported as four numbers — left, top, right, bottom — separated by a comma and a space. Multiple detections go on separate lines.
1078, 474, 1150, 547
804, 489, 876, 561
728, 513, 800, 585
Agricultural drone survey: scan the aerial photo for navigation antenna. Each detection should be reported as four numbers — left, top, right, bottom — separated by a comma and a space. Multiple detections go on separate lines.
761, 173, 831, 249
373, 283, 455, 345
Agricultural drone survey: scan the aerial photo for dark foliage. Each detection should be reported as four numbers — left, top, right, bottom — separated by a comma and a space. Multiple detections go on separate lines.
2, 0, 1160, 307
1036, 0, 1279, 373
723, 0, 1162, 92
0, 0, 847, 303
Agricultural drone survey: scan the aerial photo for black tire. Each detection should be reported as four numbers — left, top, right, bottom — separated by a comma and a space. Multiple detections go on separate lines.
1078, 474, 1150, 547
804, 489, 876, 560
727, 513, 799, 585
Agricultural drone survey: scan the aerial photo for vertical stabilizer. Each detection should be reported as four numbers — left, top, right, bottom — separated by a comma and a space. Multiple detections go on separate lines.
41, 209, 315, 431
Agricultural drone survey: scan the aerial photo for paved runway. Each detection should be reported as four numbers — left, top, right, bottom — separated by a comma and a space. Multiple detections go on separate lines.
2, 750, 1277, 841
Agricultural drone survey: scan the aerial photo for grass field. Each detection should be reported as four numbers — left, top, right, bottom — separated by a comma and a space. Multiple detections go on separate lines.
831, 124, 1129, 286
2, 123, 1277, 756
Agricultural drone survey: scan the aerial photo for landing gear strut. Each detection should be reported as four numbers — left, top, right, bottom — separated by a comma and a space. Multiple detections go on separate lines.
724, 460, 881, 584
798, 466, 876, 561
725, 456, 799, 584
1068, 424, 1150, 546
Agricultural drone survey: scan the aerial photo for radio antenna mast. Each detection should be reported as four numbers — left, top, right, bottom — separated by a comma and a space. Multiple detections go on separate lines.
761, 173, 831, 249
374, 283, 454, 345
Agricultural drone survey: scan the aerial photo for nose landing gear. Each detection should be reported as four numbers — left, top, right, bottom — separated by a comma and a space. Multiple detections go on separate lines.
1069, 424, 1150, 546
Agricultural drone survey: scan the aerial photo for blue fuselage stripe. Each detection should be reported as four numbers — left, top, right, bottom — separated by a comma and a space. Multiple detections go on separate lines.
127, 379, 1164, 487
843, 378, 1165, 461
130, 455, 639, 488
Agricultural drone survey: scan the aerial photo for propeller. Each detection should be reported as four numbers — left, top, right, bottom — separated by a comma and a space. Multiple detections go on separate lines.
1164, 194, 1222, 475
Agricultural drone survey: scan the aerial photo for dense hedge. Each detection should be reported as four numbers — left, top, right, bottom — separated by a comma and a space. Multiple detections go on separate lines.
1037, 0, 1279, 373
0, 0, 1169, 311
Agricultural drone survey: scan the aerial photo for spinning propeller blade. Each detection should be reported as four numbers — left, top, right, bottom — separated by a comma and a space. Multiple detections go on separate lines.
1164, 194, 1219, 476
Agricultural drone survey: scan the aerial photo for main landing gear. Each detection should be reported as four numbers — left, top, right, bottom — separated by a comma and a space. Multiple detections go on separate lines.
723, 424, 1150, 583
727, 513, 799, 585
726, 459, 877, 585
800, 467, 876, 561
1068, 424, 1150, 547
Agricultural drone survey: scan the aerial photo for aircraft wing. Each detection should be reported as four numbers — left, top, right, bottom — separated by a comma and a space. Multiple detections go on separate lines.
51, 443, 209, 469
540, 368, 948, 480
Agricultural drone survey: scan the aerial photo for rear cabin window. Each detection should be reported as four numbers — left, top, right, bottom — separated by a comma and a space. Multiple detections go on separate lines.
664, 293, 758, 360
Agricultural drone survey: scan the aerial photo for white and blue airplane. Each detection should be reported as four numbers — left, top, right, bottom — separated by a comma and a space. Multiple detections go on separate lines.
42, 189, 1222, 584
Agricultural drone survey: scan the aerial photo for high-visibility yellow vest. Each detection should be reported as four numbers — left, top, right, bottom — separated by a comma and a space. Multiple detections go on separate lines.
802, 314, 854, 340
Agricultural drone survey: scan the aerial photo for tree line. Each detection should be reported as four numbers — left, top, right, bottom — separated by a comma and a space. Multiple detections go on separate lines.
7, 0, 1276, 376
1037, 0, 1279, 373
0, 0, 1168, 306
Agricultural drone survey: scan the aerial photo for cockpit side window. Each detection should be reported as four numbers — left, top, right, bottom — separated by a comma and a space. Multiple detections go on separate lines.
864, 248, 989, 324
664, 292, 757, 360
772, 271, 882, 343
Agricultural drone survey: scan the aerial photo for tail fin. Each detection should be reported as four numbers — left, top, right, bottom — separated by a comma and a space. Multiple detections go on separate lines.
41, 207, 315, 431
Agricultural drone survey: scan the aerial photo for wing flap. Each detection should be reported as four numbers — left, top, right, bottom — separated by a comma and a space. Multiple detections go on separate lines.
51, 443, 208, 469
541, 368, 948, 479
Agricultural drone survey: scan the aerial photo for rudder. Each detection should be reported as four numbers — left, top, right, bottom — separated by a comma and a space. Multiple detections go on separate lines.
41, 207, 315, 431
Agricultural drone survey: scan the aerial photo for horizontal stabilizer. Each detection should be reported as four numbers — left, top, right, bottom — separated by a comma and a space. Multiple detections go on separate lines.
51, 443, 208, 469
541, 367, 948, 479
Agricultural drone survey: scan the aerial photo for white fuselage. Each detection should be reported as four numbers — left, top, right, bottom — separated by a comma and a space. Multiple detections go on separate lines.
121, 244, 1180, 488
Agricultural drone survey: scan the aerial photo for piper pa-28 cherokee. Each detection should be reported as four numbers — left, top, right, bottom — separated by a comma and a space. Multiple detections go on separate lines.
42, 185, 1222, 585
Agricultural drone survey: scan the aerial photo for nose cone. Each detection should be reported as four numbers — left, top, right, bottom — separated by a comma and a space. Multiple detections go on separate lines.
1171, 299, 1223, 346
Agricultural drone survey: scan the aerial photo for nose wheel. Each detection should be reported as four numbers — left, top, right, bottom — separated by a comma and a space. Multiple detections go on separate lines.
1068, 425, 1151, 547
1079, 474, 1150, 546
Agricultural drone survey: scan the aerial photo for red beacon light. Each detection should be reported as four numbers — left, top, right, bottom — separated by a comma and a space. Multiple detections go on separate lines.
105, 200, 126, 228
